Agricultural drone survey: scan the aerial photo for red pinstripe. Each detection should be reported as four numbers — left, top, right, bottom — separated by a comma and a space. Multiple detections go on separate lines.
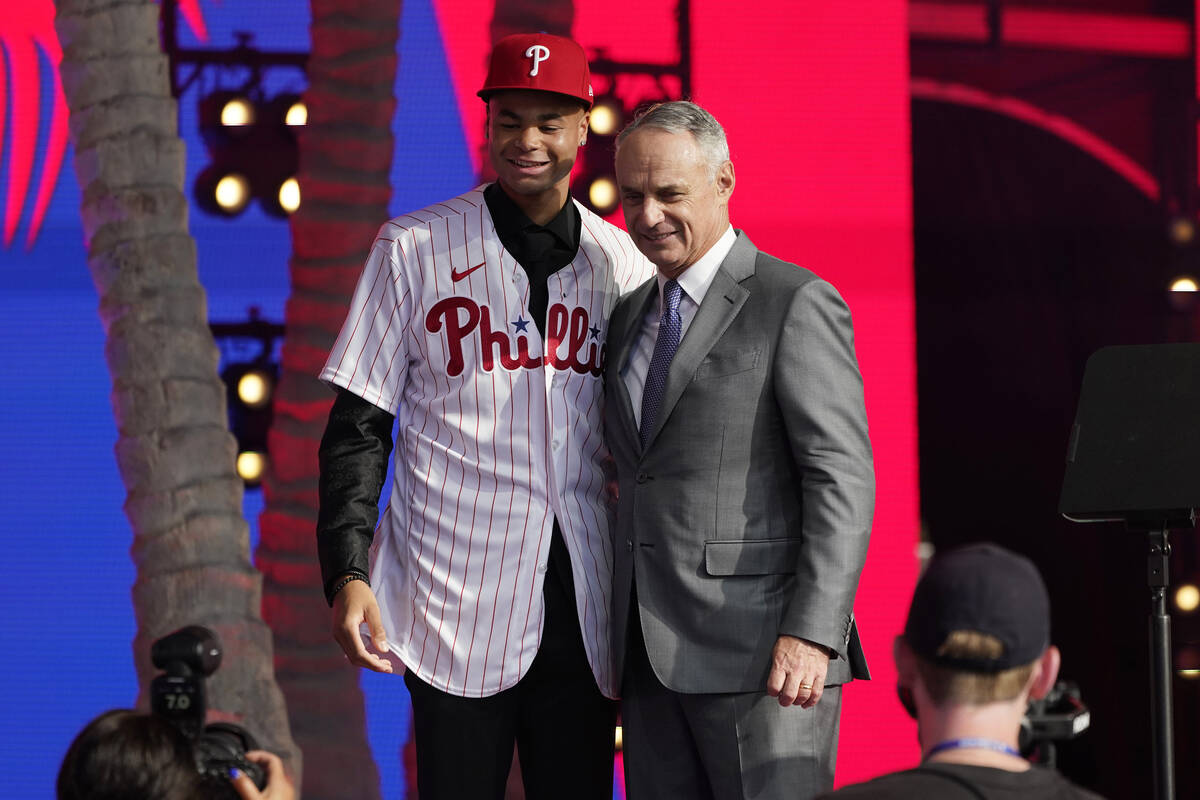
447, 219, 487, 688
385, 229, 443, 649
478, 239, 517, 693
333, 252, 390, 386
429, 220, 468, 680
497, 245, 534, 687
567, 237, 613, 690
413, 223, 452, 673
464, 207, 500, 690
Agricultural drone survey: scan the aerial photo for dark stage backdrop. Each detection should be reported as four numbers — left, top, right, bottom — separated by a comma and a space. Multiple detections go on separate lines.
913, 96, 1186, 798
1, 1, 917, 797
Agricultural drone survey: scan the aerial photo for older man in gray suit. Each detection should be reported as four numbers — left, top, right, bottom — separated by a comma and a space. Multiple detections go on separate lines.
604, 101, 875, 799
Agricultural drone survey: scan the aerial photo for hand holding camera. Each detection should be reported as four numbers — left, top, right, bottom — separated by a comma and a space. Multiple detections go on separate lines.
229, 749, 296, 800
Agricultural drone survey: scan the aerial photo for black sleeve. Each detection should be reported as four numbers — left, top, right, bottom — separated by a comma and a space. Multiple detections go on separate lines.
317, 388, 395, 605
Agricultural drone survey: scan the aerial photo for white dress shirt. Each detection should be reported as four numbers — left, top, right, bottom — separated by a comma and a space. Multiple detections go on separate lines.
622, 225, 737, 427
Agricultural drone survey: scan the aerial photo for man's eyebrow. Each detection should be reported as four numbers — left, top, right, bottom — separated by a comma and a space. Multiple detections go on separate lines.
619, 182, 686, 195
495, 109, 567, 122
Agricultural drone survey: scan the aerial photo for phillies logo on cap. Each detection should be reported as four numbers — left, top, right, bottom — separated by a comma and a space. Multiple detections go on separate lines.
477, 33, 595, 109
525, 44, 550, 76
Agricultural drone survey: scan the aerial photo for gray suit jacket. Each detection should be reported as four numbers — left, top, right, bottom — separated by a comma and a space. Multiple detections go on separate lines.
605, 231, 874, 694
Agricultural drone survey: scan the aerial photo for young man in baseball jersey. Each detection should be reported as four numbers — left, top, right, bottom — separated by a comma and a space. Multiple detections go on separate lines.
316, 33, 652, 799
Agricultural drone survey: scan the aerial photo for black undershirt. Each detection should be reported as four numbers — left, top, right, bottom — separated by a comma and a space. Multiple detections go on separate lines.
483, 182, 580, 337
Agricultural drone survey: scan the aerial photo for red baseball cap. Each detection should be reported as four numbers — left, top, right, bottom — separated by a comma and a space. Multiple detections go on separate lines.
478, 33, 594, 109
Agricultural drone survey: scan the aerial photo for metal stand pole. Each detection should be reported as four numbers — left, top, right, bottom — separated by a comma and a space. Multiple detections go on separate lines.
1147, 528, 1175, 800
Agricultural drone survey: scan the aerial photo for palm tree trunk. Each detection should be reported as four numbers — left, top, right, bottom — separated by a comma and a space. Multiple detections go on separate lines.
53, 0, 299, 782
491, 0, 573, 42
254, 1, 399, 797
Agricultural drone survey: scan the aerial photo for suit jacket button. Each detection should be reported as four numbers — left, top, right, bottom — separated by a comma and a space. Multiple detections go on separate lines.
626, 540, 634, 551
636, 472, 649, 484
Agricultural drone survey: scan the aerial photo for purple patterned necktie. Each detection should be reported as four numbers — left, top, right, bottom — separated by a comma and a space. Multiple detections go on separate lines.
640, 279, 682, 447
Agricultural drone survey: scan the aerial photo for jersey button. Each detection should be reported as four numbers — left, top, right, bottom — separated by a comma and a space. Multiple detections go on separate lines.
537, 562, 547, 573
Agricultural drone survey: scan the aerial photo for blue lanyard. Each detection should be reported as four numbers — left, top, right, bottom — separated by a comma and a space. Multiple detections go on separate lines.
925, 738, 1021, 760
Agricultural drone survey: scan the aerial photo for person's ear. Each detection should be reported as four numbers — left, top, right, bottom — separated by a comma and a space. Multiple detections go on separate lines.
715, 160, 735, 201
1028, 645, 1061, 701
893, 636, 916, 685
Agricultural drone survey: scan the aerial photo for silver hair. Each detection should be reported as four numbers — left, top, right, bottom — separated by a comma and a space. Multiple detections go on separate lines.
615, 100, 730, 179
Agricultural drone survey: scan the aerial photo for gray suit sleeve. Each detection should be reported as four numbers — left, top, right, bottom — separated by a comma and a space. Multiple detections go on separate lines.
774, 278, 875, 655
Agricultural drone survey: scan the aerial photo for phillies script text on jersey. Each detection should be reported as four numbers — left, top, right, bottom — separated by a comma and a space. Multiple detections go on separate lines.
426, 297, 604, 377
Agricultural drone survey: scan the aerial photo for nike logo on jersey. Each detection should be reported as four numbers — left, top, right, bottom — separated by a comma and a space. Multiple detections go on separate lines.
451, 262, 485, 282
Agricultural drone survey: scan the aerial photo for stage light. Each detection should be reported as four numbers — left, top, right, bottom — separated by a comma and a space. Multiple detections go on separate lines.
194, 166, 251, 218
285, 101, 307, 127
590, 97, 622, 136
199, 91, 256, 147
279, 178, 301, 214
1169, 275, 1199, 312
1178, 645, 1200, 679
588, 176, 619, 215
236, 451, 266, 483
237, 369, 273, 408
215, 174, 251, 213
1169, 217, 1196, 245
221, 96, 255, 127
266, 93, 307, 128
1174, 584, 1200, 613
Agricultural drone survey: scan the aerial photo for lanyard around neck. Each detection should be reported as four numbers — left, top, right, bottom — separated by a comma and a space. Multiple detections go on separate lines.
925, 737, 1021, 760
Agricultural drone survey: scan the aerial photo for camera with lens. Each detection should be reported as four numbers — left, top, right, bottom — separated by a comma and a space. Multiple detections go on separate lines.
151, 626, 267, 796
1020, 680, 1091, 766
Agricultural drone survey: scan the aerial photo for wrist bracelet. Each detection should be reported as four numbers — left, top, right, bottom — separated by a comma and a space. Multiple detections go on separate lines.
331, 573, 369, 599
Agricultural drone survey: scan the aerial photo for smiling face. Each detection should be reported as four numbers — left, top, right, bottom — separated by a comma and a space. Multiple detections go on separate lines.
487, 90, 589, 207
616, 127, 735, 279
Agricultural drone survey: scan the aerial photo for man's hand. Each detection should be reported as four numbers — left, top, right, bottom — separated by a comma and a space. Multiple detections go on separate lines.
229, 750, 296, 800
766, 635, 830, 709
332, 578, 395, 673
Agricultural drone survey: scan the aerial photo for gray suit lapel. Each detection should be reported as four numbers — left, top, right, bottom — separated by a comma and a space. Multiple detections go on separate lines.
642, 232, 756, 451
611, 278, 658, 448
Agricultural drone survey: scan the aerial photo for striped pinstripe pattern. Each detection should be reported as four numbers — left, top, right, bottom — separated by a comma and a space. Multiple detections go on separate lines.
321, 186, 653, 698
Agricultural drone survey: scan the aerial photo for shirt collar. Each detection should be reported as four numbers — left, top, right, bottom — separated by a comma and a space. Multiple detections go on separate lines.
656, 225, 736, 309
484, 182, 579, 251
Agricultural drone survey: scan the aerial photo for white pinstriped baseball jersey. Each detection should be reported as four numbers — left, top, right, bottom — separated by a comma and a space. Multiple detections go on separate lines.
321, 185, 653, 699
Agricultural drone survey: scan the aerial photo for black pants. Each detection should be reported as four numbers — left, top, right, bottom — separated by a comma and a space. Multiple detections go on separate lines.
404, 524, 617, 800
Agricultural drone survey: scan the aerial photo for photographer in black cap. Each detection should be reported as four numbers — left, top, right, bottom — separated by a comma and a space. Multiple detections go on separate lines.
819, 543, 1103, 799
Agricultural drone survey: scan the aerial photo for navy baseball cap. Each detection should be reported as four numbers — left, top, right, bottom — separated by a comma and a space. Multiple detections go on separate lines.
904, 543, 1051, 673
